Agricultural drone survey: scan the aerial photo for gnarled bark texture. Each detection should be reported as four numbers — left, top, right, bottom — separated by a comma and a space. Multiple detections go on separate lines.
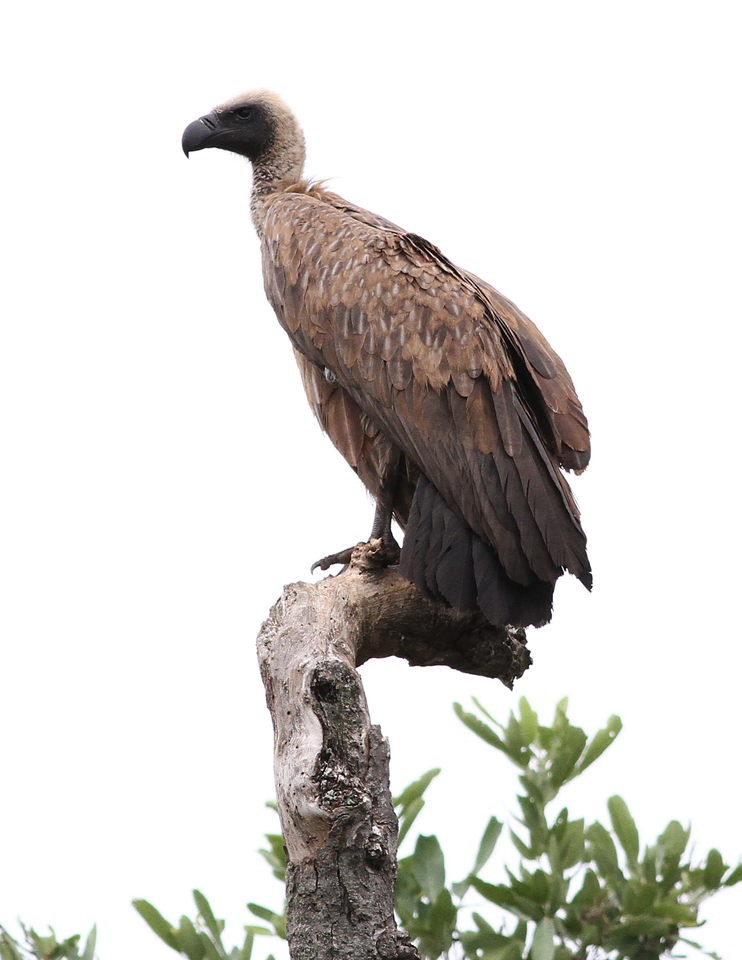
256, 541, 531, 960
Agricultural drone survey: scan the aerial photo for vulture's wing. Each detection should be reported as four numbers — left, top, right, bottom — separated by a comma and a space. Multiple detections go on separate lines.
293, 348, 418, 524
468, 274, 590, 474
262, 188, 590, 623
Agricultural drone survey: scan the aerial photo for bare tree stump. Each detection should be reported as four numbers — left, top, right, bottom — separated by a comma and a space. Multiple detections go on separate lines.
256, 541, 530, 960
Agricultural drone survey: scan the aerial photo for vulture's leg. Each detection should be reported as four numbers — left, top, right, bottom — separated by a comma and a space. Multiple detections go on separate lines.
367, 467, 402, 562
311, 451, 402, 572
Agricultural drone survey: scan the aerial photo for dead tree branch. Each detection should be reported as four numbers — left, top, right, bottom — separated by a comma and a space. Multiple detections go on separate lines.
256, 540, 530, 960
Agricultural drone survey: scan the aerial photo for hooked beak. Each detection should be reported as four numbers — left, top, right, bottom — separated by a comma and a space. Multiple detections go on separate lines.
182, 111, 220, 157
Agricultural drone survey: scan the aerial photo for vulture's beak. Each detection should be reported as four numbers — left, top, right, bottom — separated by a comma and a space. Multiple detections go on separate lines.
182, 111, 220, 157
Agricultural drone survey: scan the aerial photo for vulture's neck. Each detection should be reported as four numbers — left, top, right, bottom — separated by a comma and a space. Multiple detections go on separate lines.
250, 134, 305, 235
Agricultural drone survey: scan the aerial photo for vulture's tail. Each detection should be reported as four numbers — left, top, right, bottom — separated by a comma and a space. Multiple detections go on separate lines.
399, 475, 555, 628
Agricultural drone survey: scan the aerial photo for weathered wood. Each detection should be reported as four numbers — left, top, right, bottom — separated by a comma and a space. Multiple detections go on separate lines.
256, 541, 531, 960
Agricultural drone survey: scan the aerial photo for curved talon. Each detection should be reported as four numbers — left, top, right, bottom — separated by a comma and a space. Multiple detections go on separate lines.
310, 537, 401, 575
311, 546, 355, 574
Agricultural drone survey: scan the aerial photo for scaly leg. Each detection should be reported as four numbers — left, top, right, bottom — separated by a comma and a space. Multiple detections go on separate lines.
311, 450, 402, 572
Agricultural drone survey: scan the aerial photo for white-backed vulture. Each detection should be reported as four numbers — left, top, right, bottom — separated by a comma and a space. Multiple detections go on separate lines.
182, 90, 591, 628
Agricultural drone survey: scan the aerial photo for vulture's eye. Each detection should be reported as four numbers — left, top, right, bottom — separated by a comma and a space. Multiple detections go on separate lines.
235, 107, 253, 120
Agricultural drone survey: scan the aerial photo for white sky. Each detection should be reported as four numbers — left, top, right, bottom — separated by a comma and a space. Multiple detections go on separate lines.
1, 1, 740, 958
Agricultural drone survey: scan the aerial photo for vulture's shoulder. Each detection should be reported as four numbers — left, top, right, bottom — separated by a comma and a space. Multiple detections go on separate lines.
263, 184, 404, 239
261, 188, 590, 473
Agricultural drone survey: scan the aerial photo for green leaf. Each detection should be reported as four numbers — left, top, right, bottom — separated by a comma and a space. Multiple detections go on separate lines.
132, 900, 179, 951
510, 828, 536, 860
395, 856, 423, 927
471, 877, 519, 906
549, 817, 585, 872
655, 821, 689, 890
199, 937, 223, 960
177, 917, 206, 960
622, 879, 656, 914
550, 726, 587, 787
452, 876, 472, 899
571, 868, 602, 907
496, 945, 527, 960
81, 927, 97, 960
650, 900, 698, 924
258, 834, 287, 883
193, 891, 222, 943
611, 915, 671, 938
564, 818, 586, 868
459, 928, 511, 955
454, 703, 506, 751
703, 849, 726, 888
518, 794, 546, 834
472, 697, 501, 726
393, 768, 441, 808
554, 697, 568, 716
239, 929, 255, 960
397, 797, 424, 847
519, 698, 539, 745
507, 867, 550, 906
473, 817, 503, 874
0, 931, 24, 960
658, 820, 689, 858
471, 878, 545, 921
412, 835, 446, 901
724, 863, 742, 886
608, 795, 640, 869
531, 917, 556, 960
246, 906, 286, 940
576, 716, 622, 776
504, 713, 530, 767
472, 912, 498, 934
420, 889, 457, 957
552, 949, 574, 960
521, 778, 546, 805
245, 905, 275, 924
459, 912, 514, 955
25, 930, 53, 957
586, 822, 622, 880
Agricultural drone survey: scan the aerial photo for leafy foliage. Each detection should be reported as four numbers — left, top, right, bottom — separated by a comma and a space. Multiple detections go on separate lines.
0, 925, 96, 960
413, 697, 740, 960
132, 890, 279, 960
5, 699, 739, 960
134, 699, 740, 959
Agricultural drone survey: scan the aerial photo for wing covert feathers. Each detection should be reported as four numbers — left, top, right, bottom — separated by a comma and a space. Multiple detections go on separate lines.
262, 185, 591, 627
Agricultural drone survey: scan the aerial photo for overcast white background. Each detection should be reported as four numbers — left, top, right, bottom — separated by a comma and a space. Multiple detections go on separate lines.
1, 1, 740, 957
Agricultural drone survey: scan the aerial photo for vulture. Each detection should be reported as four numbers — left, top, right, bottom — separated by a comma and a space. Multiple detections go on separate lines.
182, 91, 591, 629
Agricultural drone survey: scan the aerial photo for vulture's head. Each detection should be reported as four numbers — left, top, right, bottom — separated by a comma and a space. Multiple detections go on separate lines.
182, 90, 305, 172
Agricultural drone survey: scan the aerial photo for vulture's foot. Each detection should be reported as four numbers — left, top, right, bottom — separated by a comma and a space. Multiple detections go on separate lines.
311, 546, 356, 574
373, 535, 401, 567
311, 536, 400, 574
